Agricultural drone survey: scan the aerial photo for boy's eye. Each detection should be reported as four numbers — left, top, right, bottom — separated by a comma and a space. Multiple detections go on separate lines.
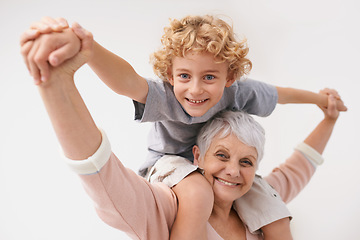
180, 73, 189, 79
204, 75, 215, 81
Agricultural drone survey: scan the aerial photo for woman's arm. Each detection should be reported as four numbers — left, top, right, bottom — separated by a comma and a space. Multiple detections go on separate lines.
265, 92, 343, 203
23, 26, 178, 239
32, 25, 102, 160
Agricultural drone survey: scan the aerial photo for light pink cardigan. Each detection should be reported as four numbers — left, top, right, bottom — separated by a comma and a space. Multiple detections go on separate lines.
65, 130, 317, 240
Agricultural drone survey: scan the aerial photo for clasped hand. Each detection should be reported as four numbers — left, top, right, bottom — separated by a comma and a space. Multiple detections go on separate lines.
20, 17, 93, 85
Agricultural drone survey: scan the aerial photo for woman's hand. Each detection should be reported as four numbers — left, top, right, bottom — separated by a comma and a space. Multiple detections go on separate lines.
318, 88, 347, 113
20, 17, 93, 84
20, 22, 93, 84
318, 88, 343, 122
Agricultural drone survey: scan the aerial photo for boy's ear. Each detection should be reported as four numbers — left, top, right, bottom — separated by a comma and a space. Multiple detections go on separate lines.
225, 71, 236, 87
193, 145, 201, 166
167, 69, 174, 85
225, 77, 236, 87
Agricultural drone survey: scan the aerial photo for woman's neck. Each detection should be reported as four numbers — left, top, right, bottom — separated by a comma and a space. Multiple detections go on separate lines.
209, 200, 246, 240
211, 200, 233, 220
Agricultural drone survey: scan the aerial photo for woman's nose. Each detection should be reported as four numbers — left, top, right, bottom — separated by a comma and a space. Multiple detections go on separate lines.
225, 162, 241, 177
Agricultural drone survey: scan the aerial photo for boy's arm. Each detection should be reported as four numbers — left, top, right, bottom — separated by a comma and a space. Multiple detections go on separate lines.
20, 18, 148, 104
87, 41, 148, 103
276, 86, 347, 111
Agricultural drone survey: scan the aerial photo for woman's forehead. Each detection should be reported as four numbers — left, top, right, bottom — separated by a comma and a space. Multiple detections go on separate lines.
208, 133, 258, 157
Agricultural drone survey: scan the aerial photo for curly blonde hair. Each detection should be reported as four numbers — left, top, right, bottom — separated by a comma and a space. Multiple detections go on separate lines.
151, 15, 252, 82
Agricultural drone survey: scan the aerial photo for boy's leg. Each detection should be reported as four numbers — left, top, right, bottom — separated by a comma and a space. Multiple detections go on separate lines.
171, 171, 214, 240
233, 175, 292, 238
262, 217, 293, 240
146, 155, 213, 240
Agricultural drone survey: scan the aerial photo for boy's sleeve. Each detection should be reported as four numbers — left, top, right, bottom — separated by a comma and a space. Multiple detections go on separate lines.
232, 79, 278, 117
64, 129, 178, 239
133, 78, 184, 122
264, 143, 320, 203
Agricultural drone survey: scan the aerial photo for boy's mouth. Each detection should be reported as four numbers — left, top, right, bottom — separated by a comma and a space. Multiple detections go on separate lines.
186, 98, 208, 104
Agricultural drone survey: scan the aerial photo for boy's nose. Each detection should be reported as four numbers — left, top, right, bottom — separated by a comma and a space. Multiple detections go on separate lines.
189, 80, 203, 95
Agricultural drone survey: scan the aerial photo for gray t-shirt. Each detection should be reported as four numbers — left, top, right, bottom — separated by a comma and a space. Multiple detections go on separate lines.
134, 78, 278, 176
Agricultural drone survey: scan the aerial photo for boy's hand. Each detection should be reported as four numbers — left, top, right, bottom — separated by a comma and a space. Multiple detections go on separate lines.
319, 88, 347, 112
21, 23, 93, 85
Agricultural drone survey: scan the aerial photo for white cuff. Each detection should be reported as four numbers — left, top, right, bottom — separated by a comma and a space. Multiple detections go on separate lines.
63, 129, 112, 175
295, 142, 324, 166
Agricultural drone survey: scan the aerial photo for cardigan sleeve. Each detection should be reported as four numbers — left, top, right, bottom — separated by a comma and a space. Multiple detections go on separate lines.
264, 143, 320, 203
64, 130, 178, 240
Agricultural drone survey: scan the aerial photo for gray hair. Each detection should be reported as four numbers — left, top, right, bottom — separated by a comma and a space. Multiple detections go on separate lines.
196, 111, 265, 166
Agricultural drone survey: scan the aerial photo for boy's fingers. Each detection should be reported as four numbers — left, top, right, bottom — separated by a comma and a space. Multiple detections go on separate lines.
336, 99, 348, 112
40, 16, 62, 31
55, 17, 69, 29
72, 22, 93, 50
30, 21, 52, 33
30, 17, 68, 33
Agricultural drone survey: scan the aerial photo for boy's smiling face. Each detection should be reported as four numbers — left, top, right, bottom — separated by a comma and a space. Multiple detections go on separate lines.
169, 51, 235, 117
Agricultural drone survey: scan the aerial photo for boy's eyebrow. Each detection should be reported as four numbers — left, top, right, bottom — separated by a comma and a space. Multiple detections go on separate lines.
174, 68, 221, 73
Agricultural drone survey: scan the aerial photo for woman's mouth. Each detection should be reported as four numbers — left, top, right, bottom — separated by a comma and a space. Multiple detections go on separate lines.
215, 177, 239, 186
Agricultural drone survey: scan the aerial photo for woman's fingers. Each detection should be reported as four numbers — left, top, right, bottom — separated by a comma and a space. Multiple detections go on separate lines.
27, 40, 42, 85
20, 29, 40, 46
20, 40, 34, 73
327, 95, 339, 120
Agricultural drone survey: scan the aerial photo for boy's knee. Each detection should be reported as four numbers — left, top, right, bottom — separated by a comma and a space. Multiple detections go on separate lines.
262, 217, 292, 240
173, 172, 214, 208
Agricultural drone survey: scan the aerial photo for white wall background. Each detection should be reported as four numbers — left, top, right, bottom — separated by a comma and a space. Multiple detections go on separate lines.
1, 0, 359, 239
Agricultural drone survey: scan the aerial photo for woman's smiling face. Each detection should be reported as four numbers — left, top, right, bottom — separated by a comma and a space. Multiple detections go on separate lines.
193, 133, 257, 204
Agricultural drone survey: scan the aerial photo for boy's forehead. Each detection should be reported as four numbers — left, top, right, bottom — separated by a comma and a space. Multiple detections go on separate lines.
172, 51, 228, 68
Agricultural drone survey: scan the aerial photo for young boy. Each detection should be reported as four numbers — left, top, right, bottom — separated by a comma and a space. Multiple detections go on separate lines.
21, 15, 346, 239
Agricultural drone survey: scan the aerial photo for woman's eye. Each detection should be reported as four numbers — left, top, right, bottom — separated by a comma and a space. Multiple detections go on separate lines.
180, 73, 189, 79
240, 159, 253, 167
216, 152, 228, 160
204, 75, 215, 80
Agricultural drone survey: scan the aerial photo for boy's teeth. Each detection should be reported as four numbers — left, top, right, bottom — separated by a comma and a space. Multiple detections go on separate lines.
217, 178, 237, 186
189, 99, 205, 103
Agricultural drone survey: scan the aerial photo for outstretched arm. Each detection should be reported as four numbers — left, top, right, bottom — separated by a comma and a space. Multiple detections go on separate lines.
25, 24, 101, 160
22, 27, 179, 239
302, 89, 339, 154
265, 90, 344, 202
20, 17, 148, 103
276, 86, 347, 112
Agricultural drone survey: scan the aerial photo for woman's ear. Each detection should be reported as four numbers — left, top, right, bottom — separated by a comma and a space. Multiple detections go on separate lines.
193, 145, 201, 166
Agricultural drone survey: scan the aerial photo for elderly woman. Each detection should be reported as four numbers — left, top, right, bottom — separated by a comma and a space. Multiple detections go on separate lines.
24, 27, 342, 239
